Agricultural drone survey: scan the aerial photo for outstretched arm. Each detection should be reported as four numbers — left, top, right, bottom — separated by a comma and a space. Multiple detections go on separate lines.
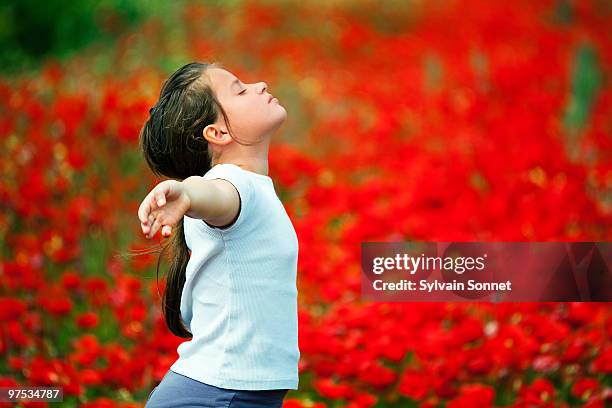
137, 177, 240, 239
182, 176, 241, 228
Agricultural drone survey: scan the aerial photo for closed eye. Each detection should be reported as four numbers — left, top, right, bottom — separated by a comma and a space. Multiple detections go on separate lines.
239, 89, 246, 95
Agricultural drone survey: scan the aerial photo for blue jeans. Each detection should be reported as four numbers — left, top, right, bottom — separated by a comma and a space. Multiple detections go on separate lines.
145, 369, 289, 407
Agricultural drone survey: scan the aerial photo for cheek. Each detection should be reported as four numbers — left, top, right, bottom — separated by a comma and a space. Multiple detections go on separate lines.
230, 97, 258, 112
227, 102, 262, 127
226, 98, 271, 129
242, 97, 268, 116
223, 100, 246, 120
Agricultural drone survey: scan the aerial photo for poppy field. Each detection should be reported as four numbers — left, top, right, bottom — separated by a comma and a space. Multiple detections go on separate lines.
0, 0, 610, 407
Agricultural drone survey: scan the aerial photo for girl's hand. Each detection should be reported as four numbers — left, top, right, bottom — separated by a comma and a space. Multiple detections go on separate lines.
138, 180, 191, 239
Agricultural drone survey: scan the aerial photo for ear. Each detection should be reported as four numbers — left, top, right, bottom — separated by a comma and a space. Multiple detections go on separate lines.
203, 124, 232, 146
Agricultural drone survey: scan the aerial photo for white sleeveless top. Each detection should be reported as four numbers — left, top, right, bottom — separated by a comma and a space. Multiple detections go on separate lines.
169, 163, 300, 390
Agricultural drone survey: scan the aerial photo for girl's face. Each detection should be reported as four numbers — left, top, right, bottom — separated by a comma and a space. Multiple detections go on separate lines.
203, 67, 287, 145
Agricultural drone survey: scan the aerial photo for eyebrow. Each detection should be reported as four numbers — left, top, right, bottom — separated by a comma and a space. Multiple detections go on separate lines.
230, 79, 240, 90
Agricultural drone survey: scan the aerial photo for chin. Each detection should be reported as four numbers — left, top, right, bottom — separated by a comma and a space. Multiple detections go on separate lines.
277, 105, 288, 122
266, 115, 286, 137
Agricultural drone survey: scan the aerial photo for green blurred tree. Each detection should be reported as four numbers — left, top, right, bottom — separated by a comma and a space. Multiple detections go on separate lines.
0, 0, 148, 73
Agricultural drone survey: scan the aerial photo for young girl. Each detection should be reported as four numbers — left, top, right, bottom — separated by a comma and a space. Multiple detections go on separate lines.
137, 62, 299, 407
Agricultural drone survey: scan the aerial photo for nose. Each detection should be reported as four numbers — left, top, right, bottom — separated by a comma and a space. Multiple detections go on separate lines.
259, 81, 268, 94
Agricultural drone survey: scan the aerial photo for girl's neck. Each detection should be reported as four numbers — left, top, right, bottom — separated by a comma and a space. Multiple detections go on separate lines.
216, 158, 269, 177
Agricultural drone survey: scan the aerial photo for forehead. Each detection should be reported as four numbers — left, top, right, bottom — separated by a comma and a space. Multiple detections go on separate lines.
206, 67, 238, 88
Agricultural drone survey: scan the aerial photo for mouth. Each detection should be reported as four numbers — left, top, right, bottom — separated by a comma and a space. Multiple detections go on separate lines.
268, 94, 274, 103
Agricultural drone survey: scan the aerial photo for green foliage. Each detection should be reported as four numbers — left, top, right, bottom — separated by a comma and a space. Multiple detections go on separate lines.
0, 0, 148, 73
563, 44, 602, 135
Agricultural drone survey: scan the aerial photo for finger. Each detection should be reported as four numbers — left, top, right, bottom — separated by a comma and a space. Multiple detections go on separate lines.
138, 198, 152, 225
156, 193, 166, 207
150, 194, 159, 211
161, 225, 172, 237
148, 213, 155, 226
139, 186, 160, 225
153, 183, 170, 208
147, 216, 162, 239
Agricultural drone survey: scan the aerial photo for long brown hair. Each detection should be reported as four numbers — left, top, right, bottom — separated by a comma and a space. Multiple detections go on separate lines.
121, 61, 251, 338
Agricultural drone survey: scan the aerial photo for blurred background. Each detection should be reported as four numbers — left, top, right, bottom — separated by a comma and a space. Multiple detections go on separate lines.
0, 0, 610, 407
